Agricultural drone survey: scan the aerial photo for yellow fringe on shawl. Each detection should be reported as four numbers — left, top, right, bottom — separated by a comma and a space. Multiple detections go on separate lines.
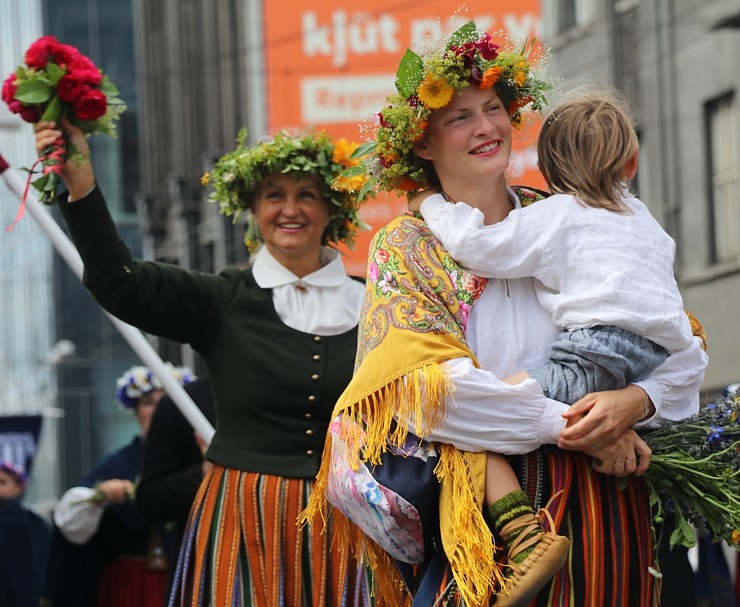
436, 444, 505, 605
300, 215, 504, 607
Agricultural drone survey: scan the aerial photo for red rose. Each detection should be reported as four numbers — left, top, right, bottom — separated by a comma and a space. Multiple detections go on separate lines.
24, 35, 61, 69
8, 100, 23, 114
57, 75, 91, 103
53, 44, 81, 67
1, 73, 17, 105
19, 106, 41, 123
68, 55, 98, 74
66, 61, 102, 85
74, 88, 107, 120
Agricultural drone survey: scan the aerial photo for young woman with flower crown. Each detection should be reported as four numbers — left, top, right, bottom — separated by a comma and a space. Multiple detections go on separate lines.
33, 120, 373, 605
301, 22, 708, 607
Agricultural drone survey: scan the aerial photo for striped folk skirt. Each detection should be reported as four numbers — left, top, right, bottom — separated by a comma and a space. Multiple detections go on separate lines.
168, 465, 372, 607
430, 449, 657, 607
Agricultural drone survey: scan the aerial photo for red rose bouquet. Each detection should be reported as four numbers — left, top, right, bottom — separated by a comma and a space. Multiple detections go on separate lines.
1, 36, 125, 203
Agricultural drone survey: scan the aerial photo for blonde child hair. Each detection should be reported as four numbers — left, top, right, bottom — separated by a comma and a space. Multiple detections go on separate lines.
537, 90, 639, 212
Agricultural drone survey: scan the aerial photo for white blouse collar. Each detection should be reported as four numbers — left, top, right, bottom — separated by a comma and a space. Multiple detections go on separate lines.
251, 246, 348, 289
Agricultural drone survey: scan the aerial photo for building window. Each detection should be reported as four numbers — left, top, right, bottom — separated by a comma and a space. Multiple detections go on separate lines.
559, 0, 577, 32
543, 0, 595, 36
707, 93, 740, 263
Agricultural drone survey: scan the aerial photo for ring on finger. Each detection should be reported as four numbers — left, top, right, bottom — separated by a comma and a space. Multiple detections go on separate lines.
625, 456, 636, 461
614, 461, 625, 467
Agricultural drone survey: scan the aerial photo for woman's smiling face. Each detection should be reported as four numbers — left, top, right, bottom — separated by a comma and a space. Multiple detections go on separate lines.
414, 85, 512, 191
252, 172, 330, 269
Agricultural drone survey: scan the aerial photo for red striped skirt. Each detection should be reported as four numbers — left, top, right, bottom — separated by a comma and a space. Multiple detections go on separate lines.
168, 465, 371, 607
431, 449, 657, 606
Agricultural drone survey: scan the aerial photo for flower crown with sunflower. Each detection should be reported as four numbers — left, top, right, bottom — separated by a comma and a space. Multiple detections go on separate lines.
203, 129, 369, 254
348, 21, 551, 198
115, 363, 195, 410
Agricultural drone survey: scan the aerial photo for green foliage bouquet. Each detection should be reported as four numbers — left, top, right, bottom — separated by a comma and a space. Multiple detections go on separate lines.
1, 35, 125, 203
643, 392, 740, 551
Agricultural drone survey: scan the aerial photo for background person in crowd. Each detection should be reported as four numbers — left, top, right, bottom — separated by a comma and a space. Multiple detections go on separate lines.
135, 374, 216, 601
0, 461, 51, 607
304, 23, 707, 607
44, 364, 193, 607
33, 120, 372, 606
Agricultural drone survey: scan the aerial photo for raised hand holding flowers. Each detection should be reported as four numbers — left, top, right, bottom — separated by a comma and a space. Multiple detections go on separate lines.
2, 35, 125, 206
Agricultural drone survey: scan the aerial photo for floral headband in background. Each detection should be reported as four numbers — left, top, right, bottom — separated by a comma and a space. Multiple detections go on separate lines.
348, 21, 552, 197
203, 129, 370, 254
115, 363, 195, 410
0, 461, 28, 489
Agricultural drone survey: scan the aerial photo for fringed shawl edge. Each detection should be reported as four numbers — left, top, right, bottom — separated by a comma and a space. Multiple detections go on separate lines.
301, 360, 505, 607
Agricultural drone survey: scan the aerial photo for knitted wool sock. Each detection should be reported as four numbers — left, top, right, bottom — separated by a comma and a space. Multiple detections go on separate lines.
487, 490, 541, 564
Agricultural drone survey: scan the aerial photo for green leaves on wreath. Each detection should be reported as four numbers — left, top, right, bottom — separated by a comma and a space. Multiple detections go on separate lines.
350, 140, 376, 161
395, 49, 423, 98
447, 21, 478, 49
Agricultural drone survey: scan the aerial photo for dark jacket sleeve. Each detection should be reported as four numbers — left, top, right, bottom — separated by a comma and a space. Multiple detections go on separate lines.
58, 186, 235, 349
135, 377, 216, 525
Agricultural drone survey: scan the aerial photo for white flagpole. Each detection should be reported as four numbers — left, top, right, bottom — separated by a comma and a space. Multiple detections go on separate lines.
0, 153, 215, 443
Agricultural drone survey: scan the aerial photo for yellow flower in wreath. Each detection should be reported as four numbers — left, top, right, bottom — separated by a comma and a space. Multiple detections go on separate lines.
417, 73, 454, 110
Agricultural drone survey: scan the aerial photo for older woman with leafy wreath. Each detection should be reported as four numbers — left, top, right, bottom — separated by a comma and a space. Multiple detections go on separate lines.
302, 21, 708, 607
33, 119, 373, 606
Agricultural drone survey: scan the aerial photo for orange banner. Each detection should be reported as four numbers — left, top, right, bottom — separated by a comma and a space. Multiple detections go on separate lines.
263, 1, 544, 275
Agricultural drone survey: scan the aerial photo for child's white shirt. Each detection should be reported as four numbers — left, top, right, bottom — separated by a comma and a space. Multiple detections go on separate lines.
420, 191, 693, 353
421, 189, 707, 453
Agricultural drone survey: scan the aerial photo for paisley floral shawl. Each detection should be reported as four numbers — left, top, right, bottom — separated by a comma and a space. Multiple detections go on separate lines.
302, 213, 501, 607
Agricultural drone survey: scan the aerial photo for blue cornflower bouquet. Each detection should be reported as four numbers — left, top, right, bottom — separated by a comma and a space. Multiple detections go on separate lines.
642, 392, 740, 550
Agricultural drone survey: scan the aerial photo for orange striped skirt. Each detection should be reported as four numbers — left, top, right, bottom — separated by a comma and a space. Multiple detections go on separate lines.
168, 465, 371, 607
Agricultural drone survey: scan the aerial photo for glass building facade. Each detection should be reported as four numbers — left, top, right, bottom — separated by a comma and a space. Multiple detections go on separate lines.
44, 0, 146, 490
0, 0, 146, 506
0, 0, 57, 507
